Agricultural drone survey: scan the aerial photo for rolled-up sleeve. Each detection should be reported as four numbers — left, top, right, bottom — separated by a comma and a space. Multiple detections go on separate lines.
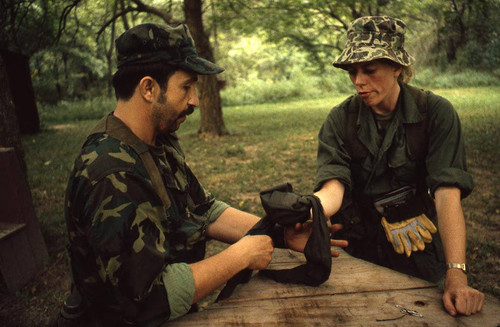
184, 164, 230, 227
315, 105, 352, 192
161, 263, 195, 320
204, 200, 230, 223
425, 93, 474, 198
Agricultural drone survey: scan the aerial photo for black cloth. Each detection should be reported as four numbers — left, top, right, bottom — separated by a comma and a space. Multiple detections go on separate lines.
216, 183, 331, 302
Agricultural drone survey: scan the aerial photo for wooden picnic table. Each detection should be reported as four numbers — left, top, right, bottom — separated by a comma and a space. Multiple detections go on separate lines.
167, 248, 500, 326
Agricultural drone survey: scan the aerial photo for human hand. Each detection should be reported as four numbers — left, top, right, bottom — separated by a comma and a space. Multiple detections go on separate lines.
235, 235, 274, 270
442, 269, 484, 316
284, 222, 348, 256
381, 214, 437, 257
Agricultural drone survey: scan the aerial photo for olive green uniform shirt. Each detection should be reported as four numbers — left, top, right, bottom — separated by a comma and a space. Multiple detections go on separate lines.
315, 84, 474, 197
314, 83, 473, 282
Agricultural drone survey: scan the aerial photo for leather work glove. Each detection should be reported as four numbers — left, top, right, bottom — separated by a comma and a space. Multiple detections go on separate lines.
381, 214, 437, 257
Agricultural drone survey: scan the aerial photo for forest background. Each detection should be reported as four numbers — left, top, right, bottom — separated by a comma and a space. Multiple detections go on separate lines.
0, 0, 499, 326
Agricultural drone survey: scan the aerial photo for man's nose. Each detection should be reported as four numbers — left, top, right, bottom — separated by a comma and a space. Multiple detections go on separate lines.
189, 86, 199, 107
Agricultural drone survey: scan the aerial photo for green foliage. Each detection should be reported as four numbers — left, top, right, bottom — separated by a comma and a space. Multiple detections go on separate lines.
220, 68, 500, 106
413, 67, 500, 89
38, 96, 115, 124
0, 0, 61, 56
220, 70, 352, 106
213, 0, 428, 72
425, 0, 500, 69
4, 0, 497, 107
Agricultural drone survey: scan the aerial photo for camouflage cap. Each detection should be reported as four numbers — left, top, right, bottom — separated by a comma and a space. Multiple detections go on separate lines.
115, 23, 224, 74
333, 16, 414, 68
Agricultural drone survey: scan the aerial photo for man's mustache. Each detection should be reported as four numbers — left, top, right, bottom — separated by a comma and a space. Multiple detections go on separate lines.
180, 105, 195, 117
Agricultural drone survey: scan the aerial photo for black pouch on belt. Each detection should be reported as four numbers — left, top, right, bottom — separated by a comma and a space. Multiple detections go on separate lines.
373, 186, 429, 223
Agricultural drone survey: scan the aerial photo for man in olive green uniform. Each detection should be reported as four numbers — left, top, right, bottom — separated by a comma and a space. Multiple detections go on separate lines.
58, 23, 311, 326
314, 16, 484, 316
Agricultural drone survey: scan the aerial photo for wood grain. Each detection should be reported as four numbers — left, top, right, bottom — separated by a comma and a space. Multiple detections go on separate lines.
166, 249, 500, 326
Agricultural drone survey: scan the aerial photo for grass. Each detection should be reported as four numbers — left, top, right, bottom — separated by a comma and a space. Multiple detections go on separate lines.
3, 86, 498, 325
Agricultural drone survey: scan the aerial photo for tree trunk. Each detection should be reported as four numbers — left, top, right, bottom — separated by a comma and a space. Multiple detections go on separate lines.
1, 49, 40, 134
0, 55, 26, 173
183, 0, 228, 136
106, 0, 119, 97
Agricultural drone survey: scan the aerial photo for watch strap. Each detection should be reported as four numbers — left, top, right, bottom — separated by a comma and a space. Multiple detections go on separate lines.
446, 263, 467, 274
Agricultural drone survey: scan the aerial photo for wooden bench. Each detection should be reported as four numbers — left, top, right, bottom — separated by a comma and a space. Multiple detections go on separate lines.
0, 147, 48, 293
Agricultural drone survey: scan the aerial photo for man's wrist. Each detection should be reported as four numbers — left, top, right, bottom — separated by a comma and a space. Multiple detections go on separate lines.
446, 262, 467, 274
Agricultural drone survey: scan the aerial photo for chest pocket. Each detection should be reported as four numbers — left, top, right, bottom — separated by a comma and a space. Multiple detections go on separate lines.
387, 126, 420, 184
387, 125, 407, 169
157, 147, 207, 263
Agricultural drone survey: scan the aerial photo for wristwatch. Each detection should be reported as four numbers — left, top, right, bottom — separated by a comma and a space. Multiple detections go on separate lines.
446, 263, 467, 274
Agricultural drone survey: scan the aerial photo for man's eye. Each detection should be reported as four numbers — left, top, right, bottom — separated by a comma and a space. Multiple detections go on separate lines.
365, 69, 375, 74
348, 71, 356, 76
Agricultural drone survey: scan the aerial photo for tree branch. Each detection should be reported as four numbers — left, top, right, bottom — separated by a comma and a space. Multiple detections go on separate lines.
56, 0, 82, 43
97, 0, 180, 41
130, 0, 177, 24
96, 7, 135, 41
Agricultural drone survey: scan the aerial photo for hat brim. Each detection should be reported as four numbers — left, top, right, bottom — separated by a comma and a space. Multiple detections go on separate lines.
332, 46, 414, 68
177, 56, 224, 75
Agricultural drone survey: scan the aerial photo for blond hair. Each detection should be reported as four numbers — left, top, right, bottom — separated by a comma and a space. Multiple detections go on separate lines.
398, 65, 414, 84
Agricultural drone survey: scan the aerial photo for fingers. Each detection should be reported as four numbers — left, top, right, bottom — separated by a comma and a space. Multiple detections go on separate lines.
476, 291, 485, 313
443, 286, 485, 316
407, 229, 425, 251
329, 223, 343, 233
454, 291, 468, 315
398, 233, 412, 257
381, 217, 396, 247
457, 289, 485, 316
330, 239, 348, 248
418, 214, 437, 233
294, 221, 312, 231
242, 235, 274, 270
330, 249, 341, 257
442, 292, 457, 316
416, 225, 433, 243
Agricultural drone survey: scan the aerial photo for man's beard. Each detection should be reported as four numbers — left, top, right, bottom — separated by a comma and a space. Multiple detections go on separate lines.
152, 92, 195, 135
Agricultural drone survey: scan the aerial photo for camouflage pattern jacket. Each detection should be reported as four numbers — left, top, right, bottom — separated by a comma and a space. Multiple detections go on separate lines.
64, 114, 229, 326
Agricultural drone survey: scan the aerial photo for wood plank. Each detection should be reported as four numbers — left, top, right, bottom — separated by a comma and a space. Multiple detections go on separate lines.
168, 290, 500, 327
0, 230, 38, 292
0, 147, 48, 275
221, 248, 434, 303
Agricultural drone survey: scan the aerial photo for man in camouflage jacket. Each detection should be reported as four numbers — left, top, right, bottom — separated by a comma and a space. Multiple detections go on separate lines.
61, 23, 322, 326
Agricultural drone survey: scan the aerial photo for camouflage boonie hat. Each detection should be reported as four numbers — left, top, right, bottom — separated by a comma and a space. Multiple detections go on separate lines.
333, 16, 414, 68
116, 23, 224, 74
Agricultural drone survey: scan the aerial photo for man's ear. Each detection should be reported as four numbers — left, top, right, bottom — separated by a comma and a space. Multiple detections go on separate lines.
138, 76, 156, 103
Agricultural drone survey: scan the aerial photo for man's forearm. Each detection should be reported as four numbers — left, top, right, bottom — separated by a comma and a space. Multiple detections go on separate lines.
189, 241, 249, 303
206, 207, 260, 243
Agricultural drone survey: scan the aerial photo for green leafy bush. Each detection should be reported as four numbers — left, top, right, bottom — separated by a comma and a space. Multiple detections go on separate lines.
413, 67, 500, 89
221, 70, 353, 106
38, 96, 115, 125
